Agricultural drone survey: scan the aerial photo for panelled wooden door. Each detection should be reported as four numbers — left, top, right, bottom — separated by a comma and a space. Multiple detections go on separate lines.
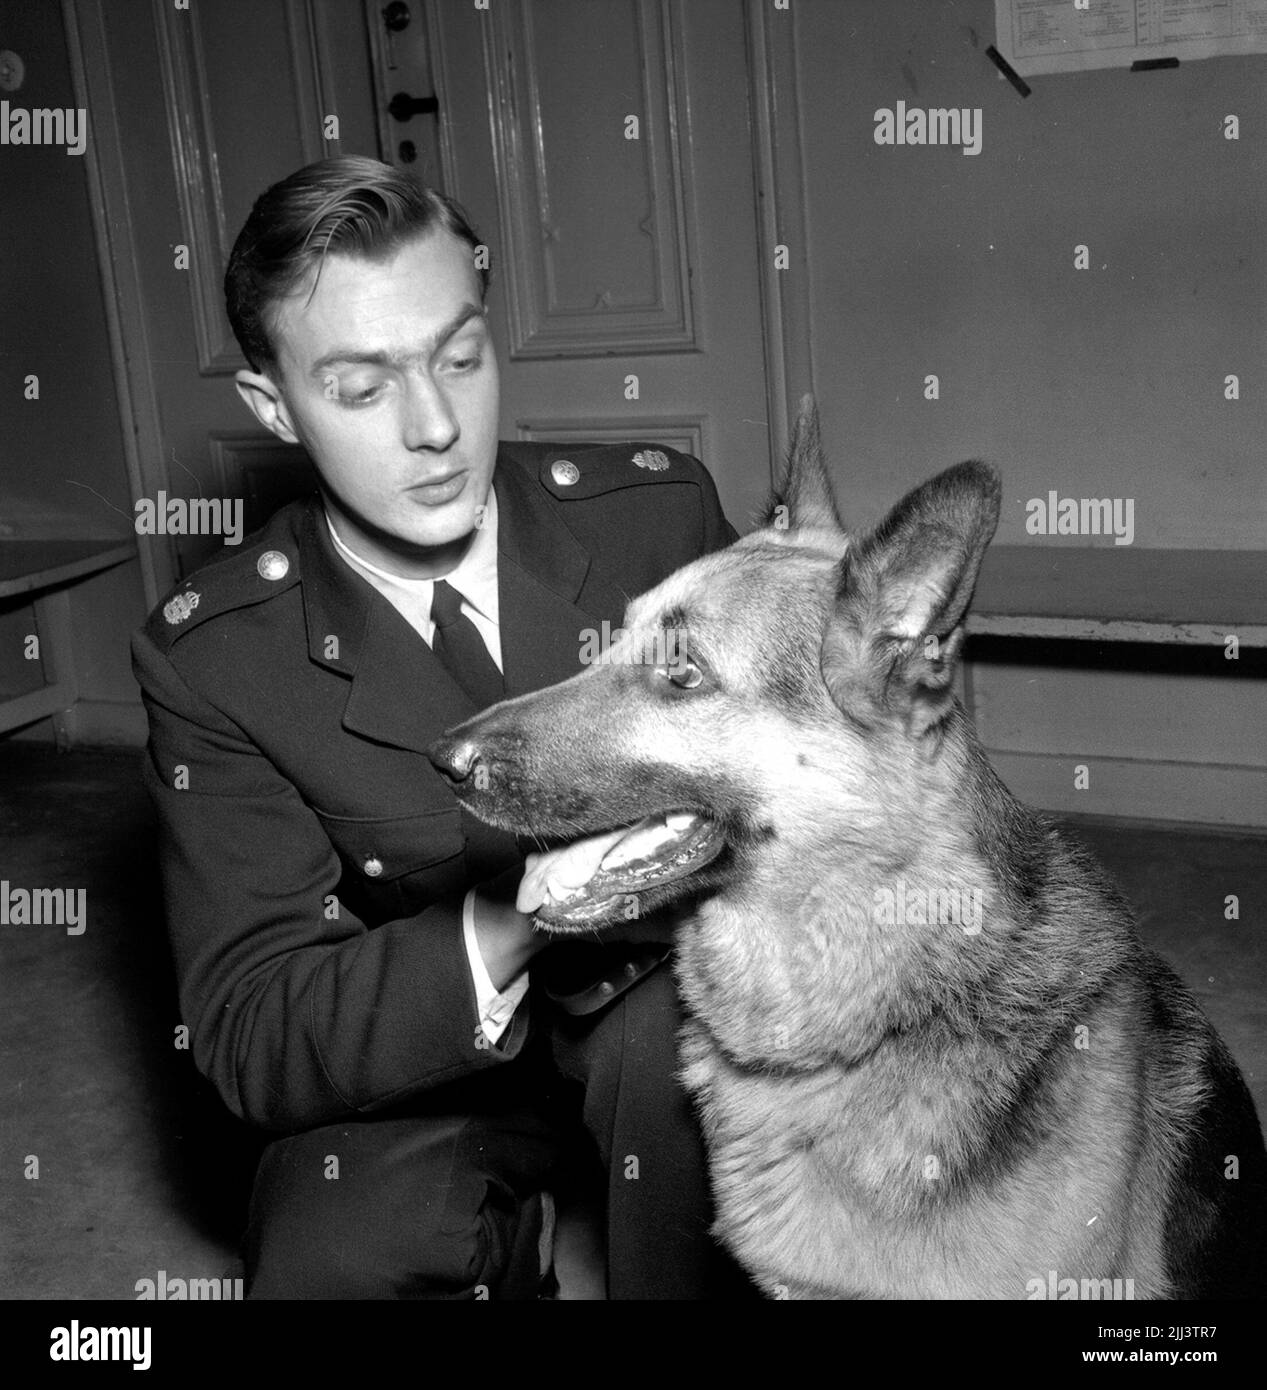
382, 0, 773, 530
77, 0, 781, 595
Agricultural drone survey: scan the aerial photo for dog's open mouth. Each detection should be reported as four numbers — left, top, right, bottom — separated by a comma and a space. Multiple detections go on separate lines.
517, 810, 725, 929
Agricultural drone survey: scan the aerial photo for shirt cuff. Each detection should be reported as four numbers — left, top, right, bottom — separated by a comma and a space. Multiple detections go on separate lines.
463, 887, 530, 1045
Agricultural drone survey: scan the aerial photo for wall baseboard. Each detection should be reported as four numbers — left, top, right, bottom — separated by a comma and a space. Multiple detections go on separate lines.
12, 699, 148, 750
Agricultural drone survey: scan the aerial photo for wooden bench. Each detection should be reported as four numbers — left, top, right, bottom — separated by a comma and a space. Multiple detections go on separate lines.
0, 538, 138, 743
1, 540, 1261, 745
969, 547, 1267, 648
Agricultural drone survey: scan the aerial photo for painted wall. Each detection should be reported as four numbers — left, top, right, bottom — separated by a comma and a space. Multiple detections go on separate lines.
791, 0, 1265, 825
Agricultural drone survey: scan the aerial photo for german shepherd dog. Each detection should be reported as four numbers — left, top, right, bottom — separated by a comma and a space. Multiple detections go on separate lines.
430, 402, 1267, 1299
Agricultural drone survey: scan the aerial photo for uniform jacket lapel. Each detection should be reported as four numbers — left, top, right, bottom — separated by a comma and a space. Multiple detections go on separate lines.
295, 494, 470, 755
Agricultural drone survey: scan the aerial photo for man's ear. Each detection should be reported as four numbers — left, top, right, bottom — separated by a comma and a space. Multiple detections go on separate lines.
822, 461, 1001, 738
760, 394, 844, 537
234, 368, 301, 445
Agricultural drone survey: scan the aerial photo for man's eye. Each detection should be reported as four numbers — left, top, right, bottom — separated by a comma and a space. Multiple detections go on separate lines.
338, 382, 384, 404
446, 353, 482, 373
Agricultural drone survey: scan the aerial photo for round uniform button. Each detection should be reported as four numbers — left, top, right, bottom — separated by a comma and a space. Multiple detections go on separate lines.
551, 459, 580, 487
363, 856, 384, 878
624, 960, 639, 978
257, 550, 290, 581
598, 979, 615, 995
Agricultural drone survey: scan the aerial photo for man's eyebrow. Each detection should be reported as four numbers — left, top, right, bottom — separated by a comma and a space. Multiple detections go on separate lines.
308, 303, 486, 376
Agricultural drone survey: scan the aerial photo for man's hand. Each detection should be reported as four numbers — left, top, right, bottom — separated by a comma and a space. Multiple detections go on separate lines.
471, 862, 548, 991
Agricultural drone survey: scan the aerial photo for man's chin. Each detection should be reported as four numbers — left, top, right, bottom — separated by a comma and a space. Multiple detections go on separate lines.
324, 491, 488, 573
395, 481, 492, 548
393, 513, 480, 552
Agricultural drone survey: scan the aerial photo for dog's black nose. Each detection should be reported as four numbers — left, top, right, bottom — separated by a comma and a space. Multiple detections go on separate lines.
427, 735, 482, 785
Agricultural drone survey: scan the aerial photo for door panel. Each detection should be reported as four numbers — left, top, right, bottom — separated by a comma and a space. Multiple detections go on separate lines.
478, 0, 699, 358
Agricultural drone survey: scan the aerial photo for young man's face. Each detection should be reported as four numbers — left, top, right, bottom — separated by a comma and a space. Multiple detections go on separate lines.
236, 227, 499, 576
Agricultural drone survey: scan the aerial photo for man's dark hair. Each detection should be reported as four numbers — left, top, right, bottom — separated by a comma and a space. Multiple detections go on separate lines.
224, 155, 489, 374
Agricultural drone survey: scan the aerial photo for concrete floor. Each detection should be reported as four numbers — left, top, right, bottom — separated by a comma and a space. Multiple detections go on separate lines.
1, 743, 1263, 1299
1, 745, 256, 1299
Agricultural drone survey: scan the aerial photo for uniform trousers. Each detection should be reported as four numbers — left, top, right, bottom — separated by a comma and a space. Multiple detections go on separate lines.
242, 958, 756, 1299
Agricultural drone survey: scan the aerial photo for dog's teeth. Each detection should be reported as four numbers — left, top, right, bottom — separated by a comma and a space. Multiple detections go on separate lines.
603, 818, 672, 869
601, 813, 703, 871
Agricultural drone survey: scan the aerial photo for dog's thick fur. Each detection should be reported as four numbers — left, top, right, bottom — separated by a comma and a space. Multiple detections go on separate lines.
430, 403, 1267, 1299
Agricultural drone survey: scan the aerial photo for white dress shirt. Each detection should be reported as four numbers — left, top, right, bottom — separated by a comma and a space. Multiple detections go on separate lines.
324, 491, 529, 1045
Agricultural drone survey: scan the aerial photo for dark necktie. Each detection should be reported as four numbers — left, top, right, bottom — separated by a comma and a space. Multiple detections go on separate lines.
430, 578, 505, 709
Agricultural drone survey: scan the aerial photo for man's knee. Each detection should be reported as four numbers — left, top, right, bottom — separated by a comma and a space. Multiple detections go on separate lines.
243, 1113, 560, 1299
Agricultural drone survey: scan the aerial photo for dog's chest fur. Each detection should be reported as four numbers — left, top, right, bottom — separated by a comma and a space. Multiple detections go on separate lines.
675, 896, 1174, 1300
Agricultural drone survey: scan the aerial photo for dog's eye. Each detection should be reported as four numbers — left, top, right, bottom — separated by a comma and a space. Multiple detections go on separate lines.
666, 660, 704, 690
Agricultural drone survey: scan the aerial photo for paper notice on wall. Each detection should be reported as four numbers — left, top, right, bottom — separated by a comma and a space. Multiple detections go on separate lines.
994, 0, 1267, 76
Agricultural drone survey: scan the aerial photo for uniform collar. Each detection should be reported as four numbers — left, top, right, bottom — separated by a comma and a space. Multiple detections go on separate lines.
322, 485, 501, 625
297, 445, 594, 678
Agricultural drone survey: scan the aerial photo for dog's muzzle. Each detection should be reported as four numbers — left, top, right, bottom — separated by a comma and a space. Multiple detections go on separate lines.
428, 730, 725, 930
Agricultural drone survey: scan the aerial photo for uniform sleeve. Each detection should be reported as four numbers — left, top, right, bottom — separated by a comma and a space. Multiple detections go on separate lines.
133, 626, 529, 1134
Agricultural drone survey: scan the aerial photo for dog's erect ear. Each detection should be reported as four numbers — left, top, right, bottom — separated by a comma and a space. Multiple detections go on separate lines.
822, 462, 1001, 738
760, 395, 844, 536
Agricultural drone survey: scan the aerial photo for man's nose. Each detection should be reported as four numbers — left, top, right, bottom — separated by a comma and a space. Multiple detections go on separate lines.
402, 375, 459, 452
427, 734, 482, 785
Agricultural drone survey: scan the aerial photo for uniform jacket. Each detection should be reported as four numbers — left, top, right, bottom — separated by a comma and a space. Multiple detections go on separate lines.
132, 440, 737, 1135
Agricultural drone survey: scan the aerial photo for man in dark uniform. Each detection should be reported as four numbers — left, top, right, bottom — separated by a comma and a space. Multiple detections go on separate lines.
131, 156, 748, 1298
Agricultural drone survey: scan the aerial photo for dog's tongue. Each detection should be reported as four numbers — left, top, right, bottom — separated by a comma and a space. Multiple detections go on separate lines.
517, 827, 627, 914
517, 813, 697, 915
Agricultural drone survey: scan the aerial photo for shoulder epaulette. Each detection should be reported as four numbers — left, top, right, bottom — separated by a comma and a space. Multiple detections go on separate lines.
534, 442, 704, 500
142, 529, 302, 653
